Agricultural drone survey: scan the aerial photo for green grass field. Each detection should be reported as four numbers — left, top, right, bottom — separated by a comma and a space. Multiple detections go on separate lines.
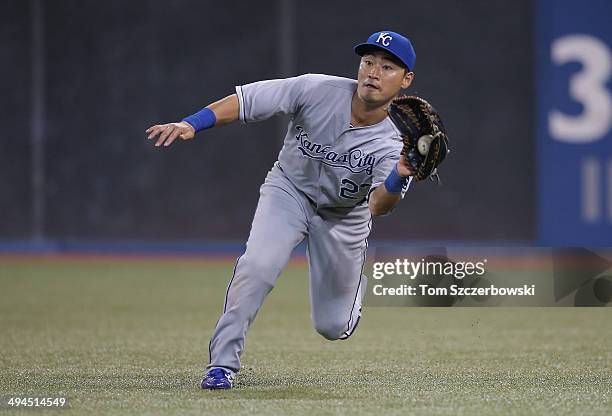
1, 257, 611, 415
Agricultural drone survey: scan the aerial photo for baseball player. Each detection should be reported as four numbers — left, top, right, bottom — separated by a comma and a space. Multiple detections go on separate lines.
147, 31, 425, 390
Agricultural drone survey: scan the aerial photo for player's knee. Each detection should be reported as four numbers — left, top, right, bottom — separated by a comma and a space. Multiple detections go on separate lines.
314, 320, 347, 341
237, 254, 282, 284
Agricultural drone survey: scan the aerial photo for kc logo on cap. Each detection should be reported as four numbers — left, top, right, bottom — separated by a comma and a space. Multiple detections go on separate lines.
376, 32, 393, 46
354, 30, 416, 71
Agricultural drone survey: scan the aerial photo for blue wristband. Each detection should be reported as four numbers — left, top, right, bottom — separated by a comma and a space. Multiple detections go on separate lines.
384, 163, 409, 194
182, 107, 216, 132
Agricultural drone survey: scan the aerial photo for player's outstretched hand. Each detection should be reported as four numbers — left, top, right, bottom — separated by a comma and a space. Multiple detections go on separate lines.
145, 122, 195, 147
397, 154, 415, 177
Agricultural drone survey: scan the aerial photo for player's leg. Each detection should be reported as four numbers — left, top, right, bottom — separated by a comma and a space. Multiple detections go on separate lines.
306, 206, 371, 340
207, 169, 309, 374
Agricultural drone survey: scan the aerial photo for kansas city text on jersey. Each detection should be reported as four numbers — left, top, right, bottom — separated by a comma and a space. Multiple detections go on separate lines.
295, 125, 376, 174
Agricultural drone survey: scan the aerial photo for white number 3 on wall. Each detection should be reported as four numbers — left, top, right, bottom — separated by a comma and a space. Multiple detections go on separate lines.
549, 34, 612, 143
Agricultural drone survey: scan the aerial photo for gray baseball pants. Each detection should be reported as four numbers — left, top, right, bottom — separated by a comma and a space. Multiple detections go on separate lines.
207, 164, 370, 372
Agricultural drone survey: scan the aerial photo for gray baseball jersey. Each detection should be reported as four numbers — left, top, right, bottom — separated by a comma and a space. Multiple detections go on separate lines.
236, 73, 411, 206
207, 74, 411, 373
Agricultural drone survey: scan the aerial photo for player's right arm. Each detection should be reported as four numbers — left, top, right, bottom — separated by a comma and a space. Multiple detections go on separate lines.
145, 94, 239, 147
147, 75, 309, 147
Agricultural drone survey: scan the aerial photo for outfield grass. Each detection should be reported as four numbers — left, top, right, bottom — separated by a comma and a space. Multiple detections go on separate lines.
0, 257, 611, 415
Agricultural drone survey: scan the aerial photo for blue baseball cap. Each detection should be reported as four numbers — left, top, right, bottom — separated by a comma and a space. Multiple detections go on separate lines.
354, 30, 416, 71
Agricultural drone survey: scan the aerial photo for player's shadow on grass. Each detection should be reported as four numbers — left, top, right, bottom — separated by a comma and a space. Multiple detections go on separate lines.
223, 372, 367, 399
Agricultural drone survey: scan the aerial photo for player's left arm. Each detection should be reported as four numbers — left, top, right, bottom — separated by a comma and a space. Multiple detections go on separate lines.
368, 155, 413, 216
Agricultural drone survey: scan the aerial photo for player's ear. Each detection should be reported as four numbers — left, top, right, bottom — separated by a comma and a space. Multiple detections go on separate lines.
401, 70, 414, 89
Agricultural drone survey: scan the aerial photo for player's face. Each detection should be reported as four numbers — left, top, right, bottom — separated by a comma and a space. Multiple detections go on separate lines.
356, 51, 414, 105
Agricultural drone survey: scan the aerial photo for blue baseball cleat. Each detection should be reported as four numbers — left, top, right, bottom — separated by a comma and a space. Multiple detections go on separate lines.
201, 368, 234, 390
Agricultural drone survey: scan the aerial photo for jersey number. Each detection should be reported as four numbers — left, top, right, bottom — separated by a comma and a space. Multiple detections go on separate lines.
339, 179, 371, 199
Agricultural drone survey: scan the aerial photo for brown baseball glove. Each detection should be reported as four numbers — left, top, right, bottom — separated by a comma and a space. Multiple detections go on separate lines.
388, 95, 450, 182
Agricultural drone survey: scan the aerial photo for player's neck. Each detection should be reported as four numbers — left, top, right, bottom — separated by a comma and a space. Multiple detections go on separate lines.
350, 93, 389, 127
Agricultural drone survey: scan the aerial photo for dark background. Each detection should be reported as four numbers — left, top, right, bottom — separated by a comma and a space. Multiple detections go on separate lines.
1, 0, 534, 243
